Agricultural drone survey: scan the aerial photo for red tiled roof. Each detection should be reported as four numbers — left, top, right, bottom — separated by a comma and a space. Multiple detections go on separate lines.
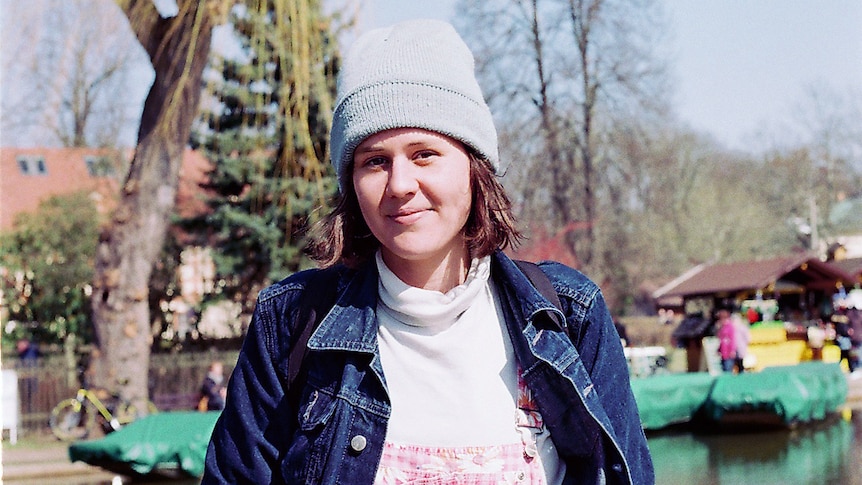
0, 147, 212, 230
654, 253, 856, 299
0, 147, 121, 229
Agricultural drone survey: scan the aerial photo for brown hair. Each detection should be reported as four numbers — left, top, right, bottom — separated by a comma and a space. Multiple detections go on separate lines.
306, 153, 522, 268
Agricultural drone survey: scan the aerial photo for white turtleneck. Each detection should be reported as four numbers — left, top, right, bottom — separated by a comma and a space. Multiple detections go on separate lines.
376, 252, 520, 446
374, 252, 565, 484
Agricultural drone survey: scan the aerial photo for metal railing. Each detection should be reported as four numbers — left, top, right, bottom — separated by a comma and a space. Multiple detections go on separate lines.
3, 349, 238, 434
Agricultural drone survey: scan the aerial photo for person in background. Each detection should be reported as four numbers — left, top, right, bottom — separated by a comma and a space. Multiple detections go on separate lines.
16, 338, 39, 362
716, 309, 737, 373
203, 18, 652, 485
732, 311, 751, 373
615, 319, 629, 347
839, 298, 862, 377
807, 319, 827, 361
847, 302, 862, 375
833, 304, 856, 373
198, 361, 227, 411
16, 338, 40, 414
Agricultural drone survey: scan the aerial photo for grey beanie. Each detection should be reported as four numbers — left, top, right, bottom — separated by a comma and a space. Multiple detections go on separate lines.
330, 19, 499, 191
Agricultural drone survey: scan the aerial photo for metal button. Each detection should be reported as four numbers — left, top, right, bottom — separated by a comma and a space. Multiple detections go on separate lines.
350, 435, 367, 452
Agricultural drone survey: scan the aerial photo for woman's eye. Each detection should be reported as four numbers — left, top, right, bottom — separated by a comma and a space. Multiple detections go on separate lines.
414, 150, 437, 161
360, 156, 387, 168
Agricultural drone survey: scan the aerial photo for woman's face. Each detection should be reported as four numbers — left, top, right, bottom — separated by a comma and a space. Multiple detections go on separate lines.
352, 127, 472, 275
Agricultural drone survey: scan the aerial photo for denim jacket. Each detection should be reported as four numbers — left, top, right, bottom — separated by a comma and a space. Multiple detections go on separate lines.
203, 251, 654, 484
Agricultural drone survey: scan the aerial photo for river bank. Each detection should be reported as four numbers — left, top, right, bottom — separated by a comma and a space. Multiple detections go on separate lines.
1, 430, 117, 484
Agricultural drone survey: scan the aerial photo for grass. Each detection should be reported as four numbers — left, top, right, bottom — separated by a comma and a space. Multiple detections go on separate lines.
2, 429, 65, 452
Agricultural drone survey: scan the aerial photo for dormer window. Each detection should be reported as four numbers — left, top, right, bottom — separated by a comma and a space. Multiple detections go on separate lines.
85, 156, 114, 177
17, 155, 47, 175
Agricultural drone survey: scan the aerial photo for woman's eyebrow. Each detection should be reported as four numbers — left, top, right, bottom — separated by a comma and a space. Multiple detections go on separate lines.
355, 144, 385, 155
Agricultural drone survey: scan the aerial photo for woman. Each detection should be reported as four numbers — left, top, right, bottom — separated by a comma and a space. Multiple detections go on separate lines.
203, 19, 653, 485
716, 309, 737, 373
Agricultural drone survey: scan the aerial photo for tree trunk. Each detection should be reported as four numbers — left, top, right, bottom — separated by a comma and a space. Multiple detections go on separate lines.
90, 0, 228, 408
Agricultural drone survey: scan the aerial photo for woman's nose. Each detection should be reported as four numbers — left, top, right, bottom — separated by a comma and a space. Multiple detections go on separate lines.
385, 158, 419, 197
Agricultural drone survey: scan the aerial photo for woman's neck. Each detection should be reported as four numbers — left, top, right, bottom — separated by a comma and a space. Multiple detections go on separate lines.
380, 248, 471, 293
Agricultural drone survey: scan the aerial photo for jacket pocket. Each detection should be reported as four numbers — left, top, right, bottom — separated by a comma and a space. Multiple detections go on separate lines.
282, 388, 340, 484
299, 388, 337, 431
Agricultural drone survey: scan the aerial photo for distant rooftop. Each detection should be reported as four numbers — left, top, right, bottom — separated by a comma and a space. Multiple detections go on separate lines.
0, 147, 211, 230
653, 253, 856, 300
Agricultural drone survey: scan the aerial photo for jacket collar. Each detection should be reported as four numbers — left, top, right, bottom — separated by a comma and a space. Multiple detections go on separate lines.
307, 260, 380, 354
306, 250, 565, 353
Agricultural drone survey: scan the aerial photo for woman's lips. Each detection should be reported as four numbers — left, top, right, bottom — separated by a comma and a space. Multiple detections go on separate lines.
388, 208, 427, 224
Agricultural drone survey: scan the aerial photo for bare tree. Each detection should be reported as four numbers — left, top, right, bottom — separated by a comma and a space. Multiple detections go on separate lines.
794, 86, 862, 201
0, 0, 147, 147
0, 3, 48, 144
90, 0, 230, 408
456, 0, 668, 273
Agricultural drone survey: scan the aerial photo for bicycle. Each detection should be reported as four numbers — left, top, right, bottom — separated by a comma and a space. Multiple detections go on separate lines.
49, 388, 159, 441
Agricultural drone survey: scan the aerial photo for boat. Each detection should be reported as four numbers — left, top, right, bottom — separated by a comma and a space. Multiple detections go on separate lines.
68, 410, 219, 480
631, 361, 849, 431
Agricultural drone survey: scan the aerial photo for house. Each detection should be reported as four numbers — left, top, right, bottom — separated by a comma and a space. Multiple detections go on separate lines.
0, 147, 122, 229
653, 253, 856, 322
828, 256, 862, 284
653, 254, 858, 372
0, 147, 212, 230
0, 146, 215, 322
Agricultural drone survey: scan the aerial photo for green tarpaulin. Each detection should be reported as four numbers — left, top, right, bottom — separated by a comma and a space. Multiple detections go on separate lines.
69, 411, 219, 478
632, 362, 848, 430
705, 362, 848, 423
631, 372, 716, 430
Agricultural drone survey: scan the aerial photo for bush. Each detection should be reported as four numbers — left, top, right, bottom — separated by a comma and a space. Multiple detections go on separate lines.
0, 191, 101, 347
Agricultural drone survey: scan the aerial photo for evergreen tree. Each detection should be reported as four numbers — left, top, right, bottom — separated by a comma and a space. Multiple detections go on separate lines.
189, 0, 340, 308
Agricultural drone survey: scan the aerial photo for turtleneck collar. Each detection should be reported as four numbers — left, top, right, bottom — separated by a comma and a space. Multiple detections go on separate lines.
375, 251, 492, 329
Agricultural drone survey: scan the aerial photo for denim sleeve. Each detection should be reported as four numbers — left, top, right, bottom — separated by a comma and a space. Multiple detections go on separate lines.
577, 289, 655, 485
202, 292, 293, 484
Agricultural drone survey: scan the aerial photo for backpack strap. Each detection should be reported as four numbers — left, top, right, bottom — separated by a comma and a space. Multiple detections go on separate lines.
286, 266, 342, 405
514, 259, 564, 330
514, 260, 561, 310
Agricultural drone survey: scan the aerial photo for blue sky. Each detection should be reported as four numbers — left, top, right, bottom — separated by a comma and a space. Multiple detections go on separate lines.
358, 0, 862, 152
2, 1, 859, 152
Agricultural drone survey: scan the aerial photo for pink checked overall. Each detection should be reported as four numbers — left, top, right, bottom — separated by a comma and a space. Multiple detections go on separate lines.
374, 373, 548, 484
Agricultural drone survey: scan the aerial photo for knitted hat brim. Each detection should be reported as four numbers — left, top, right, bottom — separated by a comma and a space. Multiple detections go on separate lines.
331, 81, 499, 191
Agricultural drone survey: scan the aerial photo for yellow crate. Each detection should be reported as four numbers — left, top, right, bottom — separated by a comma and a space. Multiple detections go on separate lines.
748, 326, 787, 345
747, 340, 807, 371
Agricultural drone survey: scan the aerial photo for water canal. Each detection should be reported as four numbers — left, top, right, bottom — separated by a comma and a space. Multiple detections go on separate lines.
648, 409, 862, 484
